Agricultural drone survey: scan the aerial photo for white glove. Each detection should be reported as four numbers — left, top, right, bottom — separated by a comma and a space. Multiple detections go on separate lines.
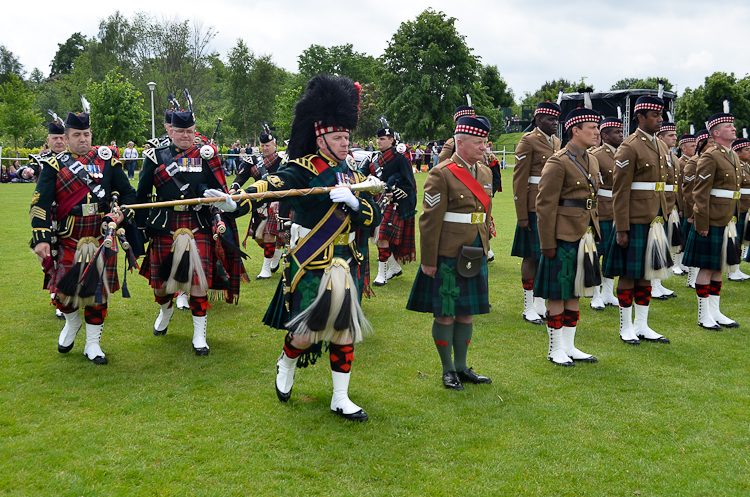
329, 186, 360, 211
204, 188, 237, 212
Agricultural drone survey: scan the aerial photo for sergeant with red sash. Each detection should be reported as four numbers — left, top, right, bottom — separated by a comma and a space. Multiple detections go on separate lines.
31, 111, 136, 364
232, 75, 380, 421
407, 115, 493, 390
135, 108, 247, 356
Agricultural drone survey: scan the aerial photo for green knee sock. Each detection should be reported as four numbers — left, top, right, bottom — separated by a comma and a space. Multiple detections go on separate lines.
431, 321, 455, 374
453, 321, 473, 372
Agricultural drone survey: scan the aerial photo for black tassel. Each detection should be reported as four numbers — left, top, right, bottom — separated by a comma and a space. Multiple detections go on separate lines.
295, 341, 325, 369
727, 237, 741, 265
664, 246, 673, 268
653, 246, 664, 270
157, 251, 175, 283
334, 286, 352, 331
79, 259, 100, 299
671, 222, 685, 247
121, 270, 130, 298
306, 278, 332, 332
94, 279, 104, 304
174, 249, 191, 284
57, 261, 81, 297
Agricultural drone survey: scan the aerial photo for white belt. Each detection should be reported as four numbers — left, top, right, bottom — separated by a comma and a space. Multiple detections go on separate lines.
598, 189, 612, 198
631, 181, 666, 191
528, 176, 541, 184
741, 188, 750, 195
293, 224, 356, 249
664, 184, 674, 192
443, 212, 486, 224
710, 188, 741, 199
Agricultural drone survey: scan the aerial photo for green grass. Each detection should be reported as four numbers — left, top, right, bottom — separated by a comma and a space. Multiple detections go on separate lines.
2, 172, 750, 496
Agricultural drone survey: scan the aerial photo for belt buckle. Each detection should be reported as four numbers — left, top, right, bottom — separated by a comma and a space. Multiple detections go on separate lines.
733, 191, 741, 200
586, 198, 593, 210
471, 212, 483, 224
334, 233, 349, 245
175, 204, 189, 212
655, 182, 665, 192
82, 203, 97, 217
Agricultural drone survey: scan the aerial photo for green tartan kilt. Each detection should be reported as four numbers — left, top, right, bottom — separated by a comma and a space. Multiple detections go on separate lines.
534, 240, 586, 301
262, 245, 363, 330
739, 212, 748, 243
511, 212, 541, 258
597, 219, 614, 259
602, 222, 650, 279
407, 236, 489, 317
683, 225, 725, 271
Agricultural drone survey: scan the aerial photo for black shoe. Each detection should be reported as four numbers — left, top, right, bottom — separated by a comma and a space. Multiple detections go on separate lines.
58, 343, 74, 353
271, 264, 280, 273
523, 314, 543, 325
153, 326, 167, 336
88, 355, 108, 365
637, 334, 671, 343
193, 346, 210, 356
442, 371, 464, 390
457, 367, 492, 384
332, 407, 368, 422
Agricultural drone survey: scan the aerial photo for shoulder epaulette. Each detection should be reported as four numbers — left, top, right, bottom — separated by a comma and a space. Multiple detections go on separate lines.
143, 147, 158, 163
41, 155, 61, 172
147, 137, 160, 148
156, 141, 169, 150
288, 155, 318, 175
553, 149, 566, 157
352, 170, 366, 183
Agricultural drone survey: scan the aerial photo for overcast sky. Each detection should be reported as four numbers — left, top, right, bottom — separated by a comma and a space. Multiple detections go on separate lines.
5, 0, 750, 101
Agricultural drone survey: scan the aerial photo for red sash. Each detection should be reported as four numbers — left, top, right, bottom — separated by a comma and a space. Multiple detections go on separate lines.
446, 162, 490, 212
311, 157, 330, 174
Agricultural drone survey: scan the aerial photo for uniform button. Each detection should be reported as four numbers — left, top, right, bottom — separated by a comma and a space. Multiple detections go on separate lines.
591, 193, 595, 197
609, 170, 612, 173
646, 164, 649, 167
577, 181, 580, 185
460, 194, 464, 199
542, 156, 546, 159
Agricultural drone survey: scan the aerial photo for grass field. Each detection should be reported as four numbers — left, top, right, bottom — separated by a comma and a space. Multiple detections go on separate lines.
1, 172, 750, 496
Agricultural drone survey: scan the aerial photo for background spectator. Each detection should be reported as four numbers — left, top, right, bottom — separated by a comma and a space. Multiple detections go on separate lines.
123, 141, 139, 180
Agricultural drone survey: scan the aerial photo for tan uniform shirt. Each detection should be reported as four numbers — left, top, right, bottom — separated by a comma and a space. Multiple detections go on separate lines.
682, 154, 698, 219
664, 149, 680, 213
419, 153, 493, 266
512, 130, 561, 220
591, 143, 616, 222
612, 128, 669, 228
537, 143, 601, 250
693, 144, 741, 232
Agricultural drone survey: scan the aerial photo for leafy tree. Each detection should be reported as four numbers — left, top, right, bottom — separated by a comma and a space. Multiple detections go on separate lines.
675, 72, 750, 135
0, 75, 41, 150
610, 77, 673, 92
50, 33, 88, 76
298, 44, 382, 85
274, 82, 305, 141
380, 8, 484, 140
0, 45, 25, 84
29, 69, 45, 86
226, 40, 255, 143
354, 82, 384, 142
86, 69, 148, 145
481, 65, 514, 108
522, 78, 590, 106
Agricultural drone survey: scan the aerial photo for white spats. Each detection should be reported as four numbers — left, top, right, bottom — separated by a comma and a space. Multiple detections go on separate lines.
618, 305, 639, 345
275, 351, 297, 402
590, 286, 605, 310
601, 278, 619, 306
534, 297, 547, 319
330, 371, 368, 421
257, 257, 273, 280
270, 249, 283, 272
697, 296, 721, 330
153, 301, 175, 335
709, 295, 739, 328
633, 304, 669, 343
373, 261, 388, 287
562, 326, 597, 362
58, 310, 82, 353
522, 290, 543, 324
192, 315, 209, 355
176, 292, 189, 310
386, 254, 403, 280
83, 323, 107, 364
686, 267, 698, 288
547, 326, 574, 366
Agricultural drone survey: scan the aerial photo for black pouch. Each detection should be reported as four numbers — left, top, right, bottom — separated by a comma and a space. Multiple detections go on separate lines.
456, 245, 484, 278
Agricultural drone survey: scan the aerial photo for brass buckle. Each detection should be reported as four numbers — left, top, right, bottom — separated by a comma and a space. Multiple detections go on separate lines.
654, 182, 665, 192
174, 204, 190, 212
733, 191, 741, 200
334, 233, 350, 245
81, 203, 98, 217
586, 198, 594, 210
471, 212, 484, 224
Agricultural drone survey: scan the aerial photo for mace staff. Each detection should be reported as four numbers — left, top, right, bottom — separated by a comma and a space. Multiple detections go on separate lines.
121, 176, 385, 210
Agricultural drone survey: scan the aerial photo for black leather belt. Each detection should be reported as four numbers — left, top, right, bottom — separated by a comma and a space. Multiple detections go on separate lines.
559, 198, 597, 210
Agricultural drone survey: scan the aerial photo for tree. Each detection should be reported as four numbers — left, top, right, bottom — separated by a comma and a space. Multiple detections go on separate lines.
675, 72, 750, 135
0, 75, 41, 150
226, 40, 254, 143
87, 69, 148, 145
354, 82, 384, 141
298, 44, 382, 84
522, 78, 589, 106
481, 65, 514, 108
610, 77, 673, 92
50, 33, 88, 76
274, 81, 305, 141
0, 45, 25, 84
380, 8, 484, 140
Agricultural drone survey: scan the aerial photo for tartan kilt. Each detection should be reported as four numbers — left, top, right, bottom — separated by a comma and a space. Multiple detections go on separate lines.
683, 225, 725, 271
602, 222, 649, 279
50, 214, 120, 295
406, 236, 489, 317
511, 212, 541, 258
534, 240, 584, 301
597, 219, 614, 257
145, 212, 213, 289
378, 204, 417, 263
263, 202, 281, 236
262, 245, 363, 330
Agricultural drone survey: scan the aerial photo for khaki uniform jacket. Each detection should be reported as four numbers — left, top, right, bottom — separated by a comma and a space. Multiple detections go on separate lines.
612, 128, 669, 228
512, 130, 561, 219
537, 144, 601, 250
677, 154, 692, 215
419, 153, 493, 266
682, 155, 698, 219
665, 150, 680, 213
591, 144, 616, 222
740, 161, 750, 214
693, 145, 741, 232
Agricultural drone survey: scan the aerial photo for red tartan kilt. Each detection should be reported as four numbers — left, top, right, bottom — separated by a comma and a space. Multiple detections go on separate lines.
490, 215, 497, 238
50, 214, 120, 294
263, 202, 280, 236
378, 204, 417, 263
147, 212, 214, 288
